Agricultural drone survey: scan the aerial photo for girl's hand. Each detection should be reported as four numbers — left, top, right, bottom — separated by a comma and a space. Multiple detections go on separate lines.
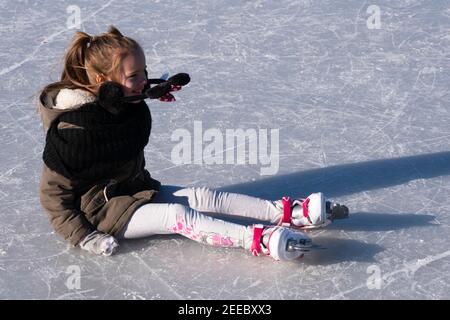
79, 231, 119, 256
158, 85, 182, 102
149, 73, 190, 102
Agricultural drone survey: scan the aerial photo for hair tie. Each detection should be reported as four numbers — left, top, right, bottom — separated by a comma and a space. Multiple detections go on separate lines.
87, 35, 96, 48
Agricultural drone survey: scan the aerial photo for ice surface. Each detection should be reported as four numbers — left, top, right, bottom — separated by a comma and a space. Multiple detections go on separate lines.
1, 0, 450, 299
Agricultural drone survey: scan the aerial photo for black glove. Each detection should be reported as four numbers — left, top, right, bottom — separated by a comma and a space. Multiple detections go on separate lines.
98, 73, 190, 114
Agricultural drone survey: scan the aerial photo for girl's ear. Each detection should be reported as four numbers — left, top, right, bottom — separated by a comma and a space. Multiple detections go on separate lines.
95, 74, 105, 84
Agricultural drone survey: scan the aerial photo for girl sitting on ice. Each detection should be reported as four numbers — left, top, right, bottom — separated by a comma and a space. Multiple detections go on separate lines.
39, 26, 348, 261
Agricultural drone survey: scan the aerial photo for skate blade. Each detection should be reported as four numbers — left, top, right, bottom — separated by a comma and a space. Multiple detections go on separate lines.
332, 205, 349, 219
290, 219, 332, 230
286, 239, 325, 252
326, 202, 349, 220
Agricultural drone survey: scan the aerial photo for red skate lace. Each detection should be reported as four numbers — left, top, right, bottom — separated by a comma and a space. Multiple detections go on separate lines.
251, 225, 264, 256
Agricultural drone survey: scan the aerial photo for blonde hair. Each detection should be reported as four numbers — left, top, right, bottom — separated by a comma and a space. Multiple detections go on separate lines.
42, 26, 143, 96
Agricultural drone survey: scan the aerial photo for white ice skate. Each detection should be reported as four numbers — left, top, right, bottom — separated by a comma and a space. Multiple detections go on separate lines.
277, 193, 349, 229
250, 224, 313, 261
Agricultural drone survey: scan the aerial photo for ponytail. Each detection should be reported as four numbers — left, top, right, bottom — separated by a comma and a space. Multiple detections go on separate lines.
61, 31, 94, 92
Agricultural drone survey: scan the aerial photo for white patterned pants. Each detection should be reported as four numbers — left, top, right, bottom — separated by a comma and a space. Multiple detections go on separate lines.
118, 186, 282, 250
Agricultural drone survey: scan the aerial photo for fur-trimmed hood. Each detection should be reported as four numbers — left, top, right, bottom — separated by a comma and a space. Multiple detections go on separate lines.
38, 88, 96, 132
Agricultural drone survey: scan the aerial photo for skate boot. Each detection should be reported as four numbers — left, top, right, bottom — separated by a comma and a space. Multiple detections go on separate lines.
250, 224, 313, 261
277, 193, 349, 229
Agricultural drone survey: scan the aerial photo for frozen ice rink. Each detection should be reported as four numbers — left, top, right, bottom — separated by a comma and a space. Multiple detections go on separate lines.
0, 0, 449, 299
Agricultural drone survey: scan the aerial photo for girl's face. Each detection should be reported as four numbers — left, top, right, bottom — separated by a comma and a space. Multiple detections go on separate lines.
116, 49, 147, 99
